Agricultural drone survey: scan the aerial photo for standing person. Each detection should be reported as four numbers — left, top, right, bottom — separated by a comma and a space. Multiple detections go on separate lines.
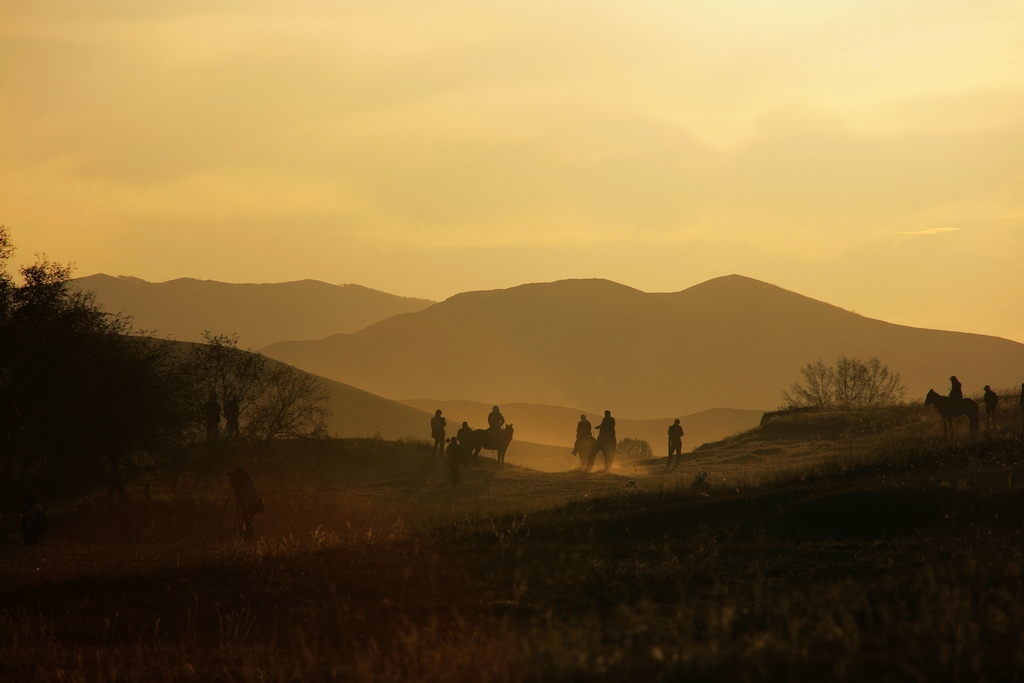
224, 395, 241, 443
228, 467, 263, 539
204, 391, 221, 443
457, 421, 474, 447
487, 405, 505, 432
445, 436, 463, 487
666, 418, 685, 470
430, 409, 446, 458
948, 376, 963, 403
572, 414, 592, 456
982, 385, 999, 431
20, 493, 46, 546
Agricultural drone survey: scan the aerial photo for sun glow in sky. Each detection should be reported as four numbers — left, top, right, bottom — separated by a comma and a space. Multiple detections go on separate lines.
1, 1, 1022, 340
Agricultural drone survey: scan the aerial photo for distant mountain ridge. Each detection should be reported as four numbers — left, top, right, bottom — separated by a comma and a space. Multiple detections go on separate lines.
73, 274, 434, 349
263, 275, 1024, 416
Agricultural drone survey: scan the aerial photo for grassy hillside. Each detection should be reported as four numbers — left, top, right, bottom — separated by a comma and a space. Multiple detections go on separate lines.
1, 404, 1021, 681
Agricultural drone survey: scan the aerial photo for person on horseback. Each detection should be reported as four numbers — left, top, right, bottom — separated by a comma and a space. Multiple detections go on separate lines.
948, 376, 963, 403
593, 410, 617, 470
487, 405, 505, 432
572, 414, 592, 456
430, 409, 446, 458
596, 409, 616, 446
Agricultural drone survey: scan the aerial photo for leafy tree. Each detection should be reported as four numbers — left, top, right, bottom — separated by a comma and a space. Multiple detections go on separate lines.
0, 226, 194, 500
781, 355, 906, 409
189, 333, 330, 445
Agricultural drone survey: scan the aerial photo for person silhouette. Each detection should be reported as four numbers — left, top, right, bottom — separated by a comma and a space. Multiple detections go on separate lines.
204, 391, 221, 443
430, 409, 446, 458
457, 421, 474, 447
948, 376, 963, 403
228, 467, 263, 539
982, 385, 999, 430
487, 405, 505, 432
224, 395, 241, 443
666, 419, 684, 470
596, 410, 617, 465
572, 414, 592, 456
445, 436, 464, 487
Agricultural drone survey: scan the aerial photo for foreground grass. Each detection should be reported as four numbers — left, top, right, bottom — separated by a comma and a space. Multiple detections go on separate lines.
1, 420, 1023, 681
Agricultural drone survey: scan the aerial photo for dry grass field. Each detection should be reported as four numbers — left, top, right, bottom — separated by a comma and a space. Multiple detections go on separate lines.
1, 400, 1022, 681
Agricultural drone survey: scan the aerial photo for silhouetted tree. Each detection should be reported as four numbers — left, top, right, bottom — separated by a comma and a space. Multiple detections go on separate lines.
0, 226, 195, 500
189, 333, 330, 446
782, 355, 906, 409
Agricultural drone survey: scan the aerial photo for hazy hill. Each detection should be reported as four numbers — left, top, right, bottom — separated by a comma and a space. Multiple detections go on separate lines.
263, 276, 1024, 416
318, 375, 430, 441
400, 399, 762, 453
72, 274, 434, 348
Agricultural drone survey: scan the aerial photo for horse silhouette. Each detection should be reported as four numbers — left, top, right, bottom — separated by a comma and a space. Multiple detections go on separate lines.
461, 424, 515, 469
576, 434, 614, 472
925, 389, 979, 438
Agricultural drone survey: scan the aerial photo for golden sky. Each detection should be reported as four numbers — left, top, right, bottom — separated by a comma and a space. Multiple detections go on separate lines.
2, 1, 1022, 341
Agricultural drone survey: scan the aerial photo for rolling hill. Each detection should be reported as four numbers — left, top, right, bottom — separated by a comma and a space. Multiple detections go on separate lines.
72, 274, 434, 348
263, 276, 1024, 416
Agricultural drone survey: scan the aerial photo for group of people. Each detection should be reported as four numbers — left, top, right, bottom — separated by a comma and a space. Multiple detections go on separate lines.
571, 411, 687, 470
570, 410, 617, 471
204, 391, 241, 444
950, 376, 1023, 430
431, 405, 508, 486
571, 410, 618, 455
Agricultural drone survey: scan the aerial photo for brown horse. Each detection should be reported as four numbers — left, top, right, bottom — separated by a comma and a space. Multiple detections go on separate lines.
575, 434, 596, 470
925, 389, 979, 438
461, 424, 515, 469
577, 434, 614, 472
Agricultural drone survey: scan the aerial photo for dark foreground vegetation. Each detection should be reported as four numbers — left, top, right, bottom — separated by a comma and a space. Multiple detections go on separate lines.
1, 406, 1022, 682
0, 227, 329, 511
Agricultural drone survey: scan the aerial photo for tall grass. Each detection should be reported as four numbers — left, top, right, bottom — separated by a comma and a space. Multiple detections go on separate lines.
2, 414, 1023, 681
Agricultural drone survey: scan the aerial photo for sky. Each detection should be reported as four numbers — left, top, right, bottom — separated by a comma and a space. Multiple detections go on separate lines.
1, 1, 1022, 342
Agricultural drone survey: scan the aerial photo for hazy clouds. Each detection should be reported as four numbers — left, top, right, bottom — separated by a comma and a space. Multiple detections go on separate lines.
1, 1, 1021, 339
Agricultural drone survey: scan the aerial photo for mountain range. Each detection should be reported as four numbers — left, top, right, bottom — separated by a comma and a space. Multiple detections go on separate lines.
263, 276, 1023, 416
72, 274, 433, 349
